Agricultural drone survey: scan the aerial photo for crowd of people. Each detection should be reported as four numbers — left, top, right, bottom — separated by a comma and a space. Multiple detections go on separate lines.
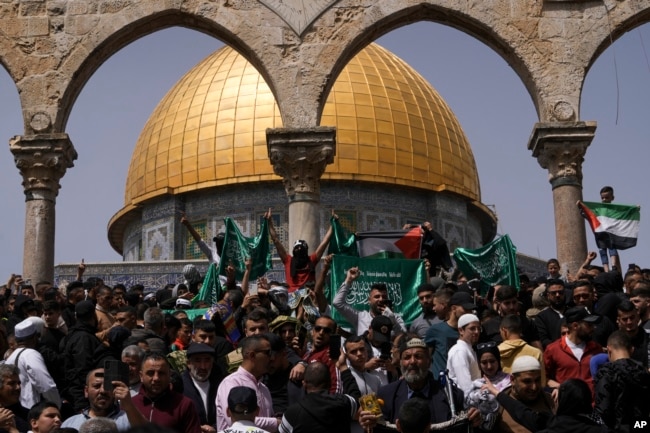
0, 211, 649, 433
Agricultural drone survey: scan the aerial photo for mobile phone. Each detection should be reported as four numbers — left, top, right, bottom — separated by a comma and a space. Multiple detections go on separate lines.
297, 326, 307, 350
329, 334, 342, 360
379, 341, 392, 360
249, 281, 258, 296
104, 360, 129, 393
385, 299, 393, 310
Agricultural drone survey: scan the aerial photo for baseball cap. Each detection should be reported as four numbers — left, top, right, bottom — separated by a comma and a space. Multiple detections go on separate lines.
228, 386, 258, 414
449, 291, 476, 310
75, 300, 96, 319
370, 315, 393, 344
564, 306, 601, 324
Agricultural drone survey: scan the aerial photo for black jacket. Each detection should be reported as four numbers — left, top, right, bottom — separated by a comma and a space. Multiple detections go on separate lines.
280, 369, 360, 433
377, 372, 464, 424
181, 369, 220, 426
60, 321, 101, 411
533, 307, 563, 349
594, 358, 650, 433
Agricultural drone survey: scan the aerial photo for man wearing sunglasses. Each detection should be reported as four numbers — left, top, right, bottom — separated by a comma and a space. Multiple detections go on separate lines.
302, 316, 342, 394
572, 280, 616, 347
533, 279, 568, 349
215, 334, 279, 432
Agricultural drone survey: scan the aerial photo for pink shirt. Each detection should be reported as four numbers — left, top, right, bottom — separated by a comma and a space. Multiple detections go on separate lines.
215, 367, 277, 432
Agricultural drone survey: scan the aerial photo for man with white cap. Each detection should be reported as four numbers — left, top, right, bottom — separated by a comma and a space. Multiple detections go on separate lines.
483, 355, 555, 433
446, 314, 481, 395
5, 319, 61, 409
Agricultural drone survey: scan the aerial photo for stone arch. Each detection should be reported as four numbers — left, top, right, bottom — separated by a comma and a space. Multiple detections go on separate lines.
300, 3, 539, 126
584, 7, 650, 81
54, 10, 268, 135
260, 1, 540, 126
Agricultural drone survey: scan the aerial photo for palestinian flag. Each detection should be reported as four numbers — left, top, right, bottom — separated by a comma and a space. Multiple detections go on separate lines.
578, 201, 640, 250
356, 228, 422, 259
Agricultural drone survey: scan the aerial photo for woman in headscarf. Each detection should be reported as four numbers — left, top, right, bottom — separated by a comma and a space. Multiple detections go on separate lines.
464, 341, 510, 431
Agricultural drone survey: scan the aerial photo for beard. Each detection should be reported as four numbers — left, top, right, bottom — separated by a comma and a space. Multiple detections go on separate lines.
401, 365, 428, 385
189, 367, 211, 382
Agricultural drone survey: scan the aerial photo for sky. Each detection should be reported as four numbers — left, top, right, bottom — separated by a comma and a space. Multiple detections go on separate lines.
1, 20, 650, 281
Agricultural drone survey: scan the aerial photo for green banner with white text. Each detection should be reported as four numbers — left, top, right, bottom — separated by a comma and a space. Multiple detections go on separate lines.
327, 255, 427, 328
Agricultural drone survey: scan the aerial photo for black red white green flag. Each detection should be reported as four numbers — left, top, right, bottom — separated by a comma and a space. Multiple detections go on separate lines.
356, 228, 422, 259
578, 201, 640, 250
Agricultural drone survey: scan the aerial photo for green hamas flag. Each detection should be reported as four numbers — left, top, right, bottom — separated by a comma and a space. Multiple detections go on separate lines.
453, 234, 519, 294
327, 255, 426, 328
328, 216, 358, 256
192, 262, 220, 306
219, 217, 272, 282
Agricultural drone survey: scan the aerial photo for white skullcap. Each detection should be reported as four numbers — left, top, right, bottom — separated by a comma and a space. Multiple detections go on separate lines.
511, 355, 541, 373
457, 313, 480, 329
14, 320, 37, 339
24, 316, 45, 336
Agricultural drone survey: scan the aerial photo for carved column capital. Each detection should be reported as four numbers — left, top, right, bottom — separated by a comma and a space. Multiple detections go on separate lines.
266, 127, 336, 201
9, 133, 78, 202
528, 122, 596, 189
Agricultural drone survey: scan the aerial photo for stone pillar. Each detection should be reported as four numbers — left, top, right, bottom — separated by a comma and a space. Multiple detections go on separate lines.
10, 134, 77, 283
267, 127, 336, 249
528, 122, 596, 275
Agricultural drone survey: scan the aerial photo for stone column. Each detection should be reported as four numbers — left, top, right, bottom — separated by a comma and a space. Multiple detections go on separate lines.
10, 134, 77, 283
267, 127, 336, 250
528, 122, 596, 275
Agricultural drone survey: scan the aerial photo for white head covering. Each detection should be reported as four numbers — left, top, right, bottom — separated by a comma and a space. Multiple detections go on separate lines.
511, 355, 541, 373
457, 313, 480, 329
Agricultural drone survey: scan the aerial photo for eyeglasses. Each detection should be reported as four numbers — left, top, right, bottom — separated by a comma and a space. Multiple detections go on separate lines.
476, 341, 497, 350
313, 326, 333, 334
254, 349, 275, 357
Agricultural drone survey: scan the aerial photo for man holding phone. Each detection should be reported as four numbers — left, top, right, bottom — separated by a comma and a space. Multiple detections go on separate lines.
61, 367, 145, 431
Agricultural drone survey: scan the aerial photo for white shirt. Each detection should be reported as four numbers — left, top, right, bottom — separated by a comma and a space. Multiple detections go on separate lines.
6, 347, 61, 409
198, 239, 221, 265
333, 282, 407, 335
350, 366, 381, 395
218, 420, 270, 433
446, 339, 481, 396
565, 336, 586, 361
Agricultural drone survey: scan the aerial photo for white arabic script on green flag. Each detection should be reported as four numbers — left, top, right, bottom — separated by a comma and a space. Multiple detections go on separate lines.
327, 255, 426, 328
219, 217, 272, 282
453, 234, 519, 293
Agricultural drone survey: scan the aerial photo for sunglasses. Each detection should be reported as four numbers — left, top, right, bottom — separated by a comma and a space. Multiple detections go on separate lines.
254, 349, 276, 357
313, 325, 333, 334
476, 341, 497, 350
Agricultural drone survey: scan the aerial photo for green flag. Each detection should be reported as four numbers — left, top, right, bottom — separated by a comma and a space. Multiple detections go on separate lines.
453, 234, 520, 294
328, 217, 358, 256
219, 217, 272, 281
192, 262, 221, 306
328, 255, 426, 328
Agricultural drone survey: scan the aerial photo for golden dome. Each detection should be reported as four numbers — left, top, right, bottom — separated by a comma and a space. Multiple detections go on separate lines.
110, 43, 482, 249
